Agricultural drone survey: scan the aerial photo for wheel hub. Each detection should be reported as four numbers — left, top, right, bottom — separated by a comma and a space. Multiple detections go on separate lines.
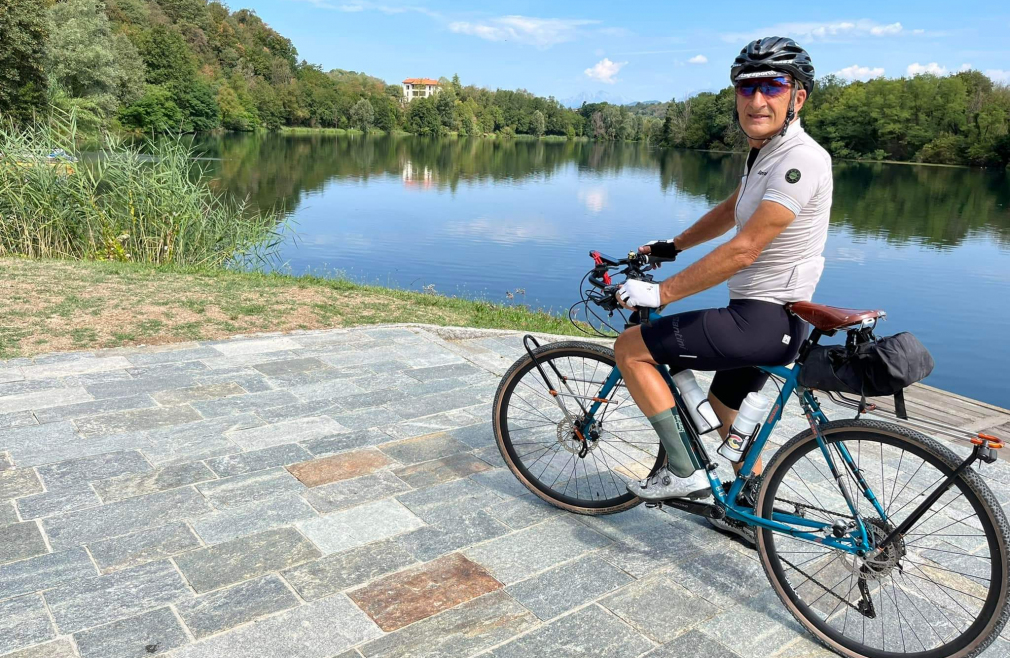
557, 417, 598, 455
841, 518, 906, 581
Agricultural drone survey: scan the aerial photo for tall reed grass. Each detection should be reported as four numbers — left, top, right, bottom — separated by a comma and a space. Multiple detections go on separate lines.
0, 112, 286, 268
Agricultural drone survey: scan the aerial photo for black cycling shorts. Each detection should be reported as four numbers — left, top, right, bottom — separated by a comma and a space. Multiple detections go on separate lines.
640, 299, 807, 410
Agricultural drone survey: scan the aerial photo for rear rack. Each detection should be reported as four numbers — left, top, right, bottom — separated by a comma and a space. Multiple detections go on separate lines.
824, 391, 1005, 452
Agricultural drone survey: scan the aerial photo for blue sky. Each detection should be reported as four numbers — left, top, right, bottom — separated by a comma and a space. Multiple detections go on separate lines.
237, 0, 1010, 102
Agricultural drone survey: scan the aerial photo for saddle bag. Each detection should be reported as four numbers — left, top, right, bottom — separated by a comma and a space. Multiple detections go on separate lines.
798, 332, 935, 418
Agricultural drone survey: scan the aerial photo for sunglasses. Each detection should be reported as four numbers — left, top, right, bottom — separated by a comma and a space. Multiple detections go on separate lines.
735, 77, 792, 98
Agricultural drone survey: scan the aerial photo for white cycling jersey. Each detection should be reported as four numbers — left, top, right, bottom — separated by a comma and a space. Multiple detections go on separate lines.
729, 120, 832, 305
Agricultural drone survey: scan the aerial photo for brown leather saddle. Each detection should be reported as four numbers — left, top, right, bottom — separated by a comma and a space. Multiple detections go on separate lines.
786, 301, 886, 331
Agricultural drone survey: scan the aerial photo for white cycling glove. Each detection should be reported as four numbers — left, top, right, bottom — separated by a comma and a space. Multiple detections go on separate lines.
618, 279, 661, 309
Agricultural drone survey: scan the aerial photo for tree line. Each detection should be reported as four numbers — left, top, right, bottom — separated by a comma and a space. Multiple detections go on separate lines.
1, 0, 1007, 166
646, 71, 1010, 167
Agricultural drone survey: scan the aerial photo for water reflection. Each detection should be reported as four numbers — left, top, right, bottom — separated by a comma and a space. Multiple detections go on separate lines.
197, 133, 1010, 249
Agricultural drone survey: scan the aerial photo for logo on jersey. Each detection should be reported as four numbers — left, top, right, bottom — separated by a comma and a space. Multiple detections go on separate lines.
785, 168, 801, 184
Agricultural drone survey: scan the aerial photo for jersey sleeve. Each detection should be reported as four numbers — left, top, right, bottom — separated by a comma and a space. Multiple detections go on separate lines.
761, 146, 829, 217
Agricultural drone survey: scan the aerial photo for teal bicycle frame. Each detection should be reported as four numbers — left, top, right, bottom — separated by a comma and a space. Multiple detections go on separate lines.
578, 310, 886, 556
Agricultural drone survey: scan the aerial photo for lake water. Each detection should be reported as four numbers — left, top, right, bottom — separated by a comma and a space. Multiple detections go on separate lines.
196, 133, 1010, 408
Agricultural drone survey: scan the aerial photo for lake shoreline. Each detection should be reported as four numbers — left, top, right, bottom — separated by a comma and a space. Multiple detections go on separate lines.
0, 257, 586, 360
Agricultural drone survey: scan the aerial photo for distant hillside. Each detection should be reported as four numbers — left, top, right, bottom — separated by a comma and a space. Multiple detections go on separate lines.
3, 0, 647, 140
561, 90, 631, 108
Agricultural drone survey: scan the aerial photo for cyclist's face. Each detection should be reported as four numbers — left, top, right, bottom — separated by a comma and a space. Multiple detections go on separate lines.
736, 76, 807, 140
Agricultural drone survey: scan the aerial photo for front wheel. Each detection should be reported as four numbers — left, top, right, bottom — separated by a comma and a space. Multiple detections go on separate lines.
492, 340, 665, 515
757, 419, 1010, 658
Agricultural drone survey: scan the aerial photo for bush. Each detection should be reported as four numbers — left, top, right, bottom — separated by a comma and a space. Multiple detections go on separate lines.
0, 110, 285, 267
919, 133, 966, 164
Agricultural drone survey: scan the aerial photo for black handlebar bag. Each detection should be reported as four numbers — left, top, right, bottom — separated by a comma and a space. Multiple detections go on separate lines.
798, 332, 935, 418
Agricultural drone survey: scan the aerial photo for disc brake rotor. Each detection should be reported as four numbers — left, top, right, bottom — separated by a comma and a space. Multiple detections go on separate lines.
557, 417, 598, 455
841, 518, 906, 581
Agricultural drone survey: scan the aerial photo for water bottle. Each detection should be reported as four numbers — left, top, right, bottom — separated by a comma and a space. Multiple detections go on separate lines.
717, 392, 771, 462
672, 370, 721, 434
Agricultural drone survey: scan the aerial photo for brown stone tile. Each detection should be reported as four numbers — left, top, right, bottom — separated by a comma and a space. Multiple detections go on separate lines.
286, 449, 393, 487
348, 552, 501, 631
393, 453, 491, 488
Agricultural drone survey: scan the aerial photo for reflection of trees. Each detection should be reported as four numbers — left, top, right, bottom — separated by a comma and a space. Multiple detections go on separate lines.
658, 149, 740, 202
832, 163, 1010, 248
196, 133, 1010, 249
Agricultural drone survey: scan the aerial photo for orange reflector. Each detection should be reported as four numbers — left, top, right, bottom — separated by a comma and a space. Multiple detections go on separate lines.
973, 433, 1004, 449
549, 390, 557, 396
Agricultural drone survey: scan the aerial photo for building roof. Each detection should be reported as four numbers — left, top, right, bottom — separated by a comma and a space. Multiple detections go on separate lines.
402, 78, 440, 85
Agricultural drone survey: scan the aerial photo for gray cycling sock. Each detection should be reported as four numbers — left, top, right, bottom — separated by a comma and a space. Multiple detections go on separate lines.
648, 408, 701, 478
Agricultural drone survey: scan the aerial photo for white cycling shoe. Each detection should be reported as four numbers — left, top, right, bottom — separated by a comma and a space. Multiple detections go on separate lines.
627, 468, 711, 501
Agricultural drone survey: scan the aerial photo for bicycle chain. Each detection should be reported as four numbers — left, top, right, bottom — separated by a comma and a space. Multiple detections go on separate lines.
773, 497, 855, 521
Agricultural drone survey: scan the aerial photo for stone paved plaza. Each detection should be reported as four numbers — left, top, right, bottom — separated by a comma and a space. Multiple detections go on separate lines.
2, 325, 1009, 658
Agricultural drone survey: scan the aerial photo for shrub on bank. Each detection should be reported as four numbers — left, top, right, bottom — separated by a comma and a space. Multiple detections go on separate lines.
0, 111, 284, 268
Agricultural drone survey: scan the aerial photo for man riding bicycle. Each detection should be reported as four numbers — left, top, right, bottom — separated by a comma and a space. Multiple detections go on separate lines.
613, 37, 832, 536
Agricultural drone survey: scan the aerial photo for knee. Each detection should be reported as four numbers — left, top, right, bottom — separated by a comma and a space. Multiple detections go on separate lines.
613, 331, 638, 369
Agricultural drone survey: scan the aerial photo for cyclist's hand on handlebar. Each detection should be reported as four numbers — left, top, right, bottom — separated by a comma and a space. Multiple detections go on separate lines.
639, 239, 681, 268
617, 279, 661, 311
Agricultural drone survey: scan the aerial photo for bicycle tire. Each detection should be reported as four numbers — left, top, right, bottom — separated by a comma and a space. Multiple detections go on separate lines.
492, 340, 665, 515
756, 418, 1010, 658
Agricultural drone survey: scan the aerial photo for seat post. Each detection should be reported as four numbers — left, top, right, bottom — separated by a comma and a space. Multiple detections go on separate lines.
795, 329, 823, 365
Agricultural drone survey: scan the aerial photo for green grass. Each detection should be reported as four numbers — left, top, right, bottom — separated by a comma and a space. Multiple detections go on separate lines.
0, 257, 588, 359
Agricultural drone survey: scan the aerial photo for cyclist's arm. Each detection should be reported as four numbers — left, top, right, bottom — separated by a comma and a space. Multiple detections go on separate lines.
670, 185, 740, 250
657, 200, 795, 304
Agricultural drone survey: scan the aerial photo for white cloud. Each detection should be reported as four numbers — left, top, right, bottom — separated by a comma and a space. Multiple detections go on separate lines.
959, 63, 973, 72
986, 69, 1010, 83
338, 4, 364, 10
869, 22, 902, 36
835, 64, 885, 81
578, 188, 607, 213
449, 15, 598, 49
584, 58, 627, 84
912, 28, 925, 35
907, 62, 947, 76
722, 19, 913, 43
688, 54, 708, 64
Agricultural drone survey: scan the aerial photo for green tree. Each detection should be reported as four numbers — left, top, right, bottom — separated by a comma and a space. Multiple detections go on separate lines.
531, 109, 545, 137
435, 88, 456, 129
118, 85, 183, 132
350, 98, 374, 132
451, 73, 462, 96
0, 0, 48, 122
407, 96, 442, 136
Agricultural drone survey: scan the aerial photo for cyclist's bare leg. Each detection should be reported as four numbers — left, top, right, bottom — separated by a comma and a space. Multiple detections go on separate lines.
613, 326, 674, 416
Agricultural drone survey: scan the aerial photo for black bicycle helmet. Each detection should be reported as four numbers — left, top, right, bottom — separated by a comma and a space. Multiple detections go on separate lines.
731, 36, 815, 94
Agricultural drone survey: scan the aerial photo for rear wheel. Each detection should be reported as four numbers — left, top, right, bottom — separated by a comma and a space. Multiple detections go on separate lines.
757, 419, 1010, 658
492, 341, 664, 515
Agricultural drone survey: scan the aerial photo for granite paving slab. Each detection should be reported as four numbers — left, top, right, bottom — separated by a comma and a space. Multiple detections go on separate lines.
286, 448, 394, 487
347, 552, 501, 631
3, 325, 1007, 658
301, 471, 411, 514
44, 559, 191, 633
173, 526, 320, 593
0, 547, 97, 600
204, 443, 313, 477
506, 554, 633, 621
357, 590, 537, 658
175, 574, 299, 638
296, 499, 424, 554
0, 521, 48, 564
281, 539, 418, 601
489, 604, 655, 658
190, 493, 317, 545
1, 639, 80, 658
171, 594, 381, 658
0, 594, 55, 654
87, 522, 202, 574
72, 606, 189, 658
